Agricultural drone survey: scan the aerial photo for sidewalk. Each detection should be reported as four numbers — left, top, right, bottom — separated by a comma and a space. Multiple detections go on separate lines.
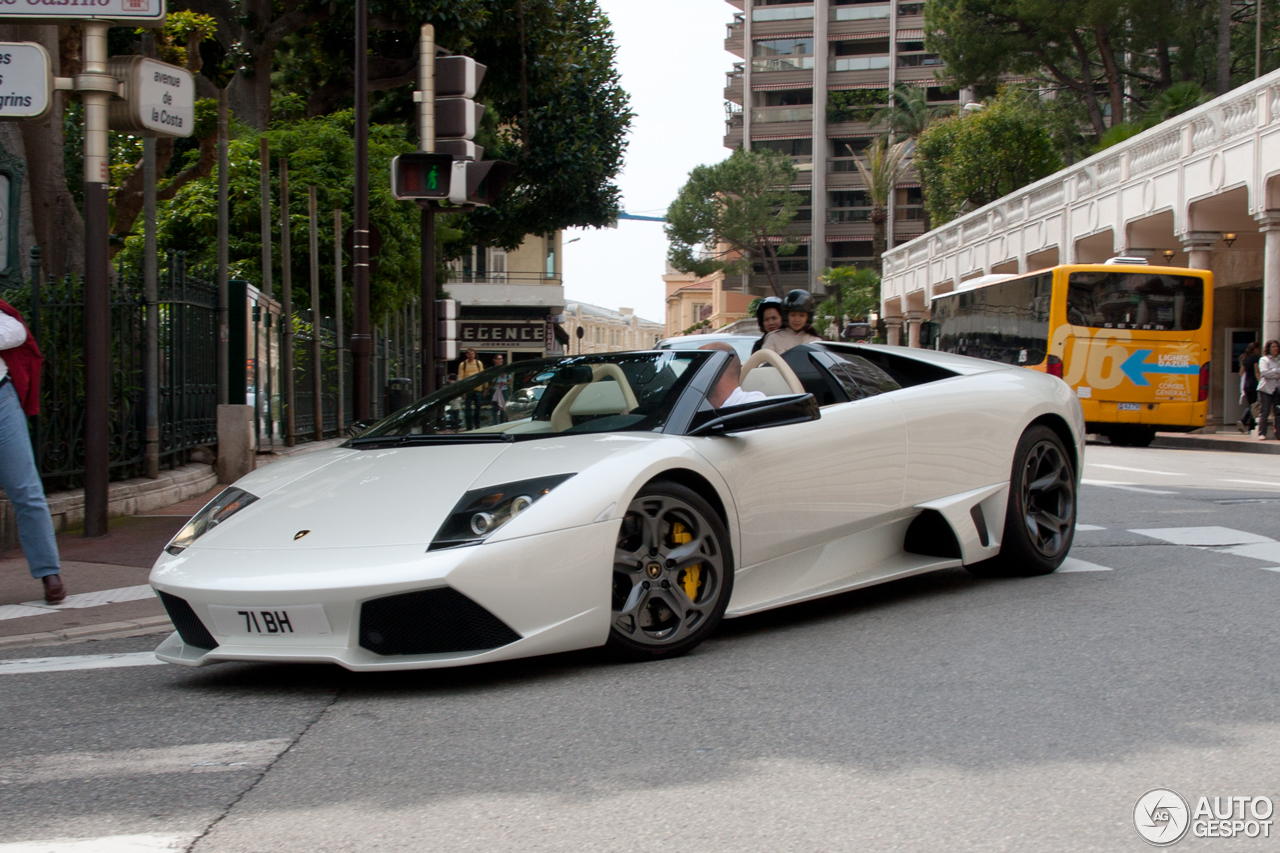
0, 438, 347, 649
1151, 428, 1280, 454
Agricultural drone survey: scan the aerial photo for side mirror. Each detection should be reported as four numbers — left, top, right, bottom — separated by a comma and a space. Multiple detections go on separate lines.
688, 393, 820, 437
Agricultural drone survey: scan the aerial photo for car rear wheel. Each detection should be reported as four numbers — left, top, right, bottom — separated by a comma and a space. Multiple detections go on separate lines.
968, 425, 1076, 578
608, 482, 733, 661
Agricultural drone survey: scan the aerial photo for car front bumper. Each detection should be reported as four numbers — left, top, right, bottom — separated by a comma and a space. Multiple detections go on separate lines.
150, 520, 618, 671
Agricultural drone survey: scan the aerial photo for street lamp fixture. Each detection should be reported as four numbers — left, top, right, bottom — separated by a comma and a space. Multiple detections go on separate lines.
1222, 232, 1237, 248
1163, 249, 1175, 262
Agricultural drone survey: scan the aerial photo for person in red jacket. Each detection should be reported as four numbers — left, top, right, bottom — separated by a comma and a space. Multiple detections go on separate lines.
0, 300, 63, 604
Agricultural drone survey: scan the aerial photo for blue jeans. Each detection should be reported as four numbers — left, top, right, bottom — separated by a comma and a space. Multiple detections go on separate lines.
0, 381, 59, 578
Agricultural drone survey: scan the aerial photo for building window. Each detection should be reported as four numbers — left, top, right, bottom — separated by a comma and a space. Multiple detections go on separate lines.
755, 137, 813, 157
752, 37, 815, 72
545, 234, 557, 277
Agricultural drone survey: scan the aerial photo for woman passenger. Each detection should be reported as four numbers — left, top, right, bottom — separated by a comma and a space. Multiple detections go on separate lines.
750, 296, 785, 354
761, 289, 821, 355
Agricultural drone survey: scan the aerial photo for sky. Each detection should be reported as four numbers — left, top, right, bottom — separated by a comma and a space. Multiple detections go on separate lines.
560, 0, 733, 324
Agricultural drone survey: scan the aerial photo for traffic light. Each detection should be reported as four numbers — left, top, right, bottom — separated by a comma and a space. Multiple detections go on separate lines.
390, 152, 454, 200
436, 56, 485, 162
448, 159, 517, 207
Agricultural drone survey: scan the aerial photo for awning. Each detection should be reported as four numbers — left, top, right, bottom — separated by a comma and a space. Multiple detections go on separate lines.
751, 80, 813, 91
827, 235, 872, 243
765, 234, 811, 244
829, 30, 889, 41
751, 131, 814, 140
896, 29, 925, 40
753, 31, 815, 41
827, 82, 890, 91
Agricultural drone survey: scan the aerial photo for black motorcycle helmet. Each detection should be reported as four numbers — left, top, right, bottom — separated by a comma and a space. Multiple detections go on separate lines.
782, 289, 816, 321
755, 296, 784, 332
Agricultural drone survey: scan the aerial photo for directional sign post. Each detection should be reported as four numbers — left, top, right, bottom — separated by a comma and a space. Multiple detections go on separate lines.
0, 43, 52, 120
108, 56, 195, 137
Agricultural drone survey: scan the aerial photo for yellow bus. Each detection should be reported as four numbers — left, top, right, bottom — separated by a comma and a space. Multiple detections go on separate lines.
927, 261, 1213, 447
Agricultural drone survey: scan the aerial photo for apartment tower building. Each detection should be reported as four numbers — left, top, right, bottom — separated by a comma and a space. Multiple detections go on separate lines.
723, 0, 959, 295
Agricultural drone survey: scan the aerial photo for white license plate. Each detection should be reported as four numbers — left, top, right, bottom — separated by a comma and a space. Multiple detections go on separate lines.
1118, 402, 1141, 411
207, 604, 331, 637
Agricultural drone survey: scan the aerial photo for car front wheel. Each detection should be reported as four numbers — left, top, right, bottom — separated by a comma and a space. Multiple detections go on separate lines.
968, 425, 1077, 577
608, 481, 733, 661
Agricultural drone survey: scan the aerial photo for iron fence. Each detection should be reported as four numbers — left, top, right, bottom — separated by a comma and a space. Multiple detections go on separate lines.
1, 250, 219, 491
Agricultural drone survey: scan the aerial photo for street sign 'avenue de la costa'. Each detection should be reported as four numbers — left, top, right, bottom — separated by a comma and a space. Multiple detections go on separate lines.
0, 0, 165, 24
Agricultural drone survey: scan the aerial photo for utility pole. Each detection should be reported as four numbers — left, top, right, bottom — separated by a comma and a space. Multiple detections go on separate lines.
80, 22, 113, 537
419, 24, 437, 396
351, 0, 372, 419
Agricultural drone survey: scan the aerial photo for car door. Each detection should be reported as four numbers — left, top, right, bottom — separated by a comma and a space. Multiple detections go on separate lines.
689, 356, 906, 611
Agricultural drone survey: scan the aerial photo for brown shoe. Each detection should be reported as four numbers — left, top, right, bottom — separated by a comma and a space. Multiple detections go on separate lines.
42, 574, 66, 605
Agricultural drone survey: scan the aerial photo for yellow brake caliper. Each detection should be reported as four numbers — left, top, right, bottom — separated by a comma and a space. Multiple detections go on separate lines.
672, 521, 701, 601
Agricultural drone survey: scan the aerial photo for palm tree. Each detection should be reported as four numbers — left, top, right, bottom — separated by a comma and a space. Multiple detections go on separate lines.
871, 84, 955, 141
853, 137, 912, 273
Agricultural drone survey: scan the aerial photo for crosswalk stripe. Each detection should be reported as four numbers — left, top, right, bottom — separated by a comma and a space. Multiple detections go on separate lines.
1, 739, 291, 786
0, 834, 193, 852
0, 652, 165, 676
1056, 558, 1113, 572
0, 585, 155, 622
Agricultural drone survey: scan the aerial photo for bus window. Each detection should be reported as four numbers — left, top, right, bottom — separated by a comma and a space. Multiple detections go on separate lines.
932, 273, 1052, 365
1066, 271, 1204, 332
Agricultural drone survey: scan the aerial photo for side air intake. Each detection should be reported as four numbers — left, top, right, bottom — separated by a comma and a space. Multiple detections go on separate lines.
156, 591, 219, 650
360, 588, 521, 656
903, 509, 963, 559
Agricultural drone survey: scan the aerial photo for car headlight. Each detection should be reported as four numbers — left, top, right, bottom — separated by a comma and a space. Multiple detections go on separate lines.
164, 487, 259, 555
430, 474, 574, 550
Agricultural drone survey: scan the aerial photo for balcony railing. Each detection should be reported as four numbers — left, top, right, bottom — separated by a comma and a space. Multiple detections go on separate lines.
444, 271, 561, 284
752, 5, 815, 22
753, 56, 816, 72
897, 54, 945, 68
831, 3, 889, 20
829, 55, 891, 72
726, 13, 744, 40
752, 105, 814, 123
898, 2, 924, 14
829, 207, 872, 223
830, 156, 869, 172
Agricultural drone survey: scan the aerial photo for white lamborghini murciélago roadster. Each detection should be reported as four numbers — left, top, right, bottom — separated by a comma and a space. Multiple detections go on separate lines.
151, 340, 1083, 670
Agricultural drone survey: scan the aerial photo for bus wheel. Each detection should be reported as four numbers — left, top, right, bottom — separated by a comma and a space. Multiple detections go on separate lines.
967, 426, 1076, 578
1109, 426, 1156, 447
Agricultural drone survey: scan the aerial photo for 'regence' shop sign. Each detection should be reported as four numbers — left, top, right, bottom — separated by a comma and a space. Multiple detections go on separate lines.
458, 320, 547, 348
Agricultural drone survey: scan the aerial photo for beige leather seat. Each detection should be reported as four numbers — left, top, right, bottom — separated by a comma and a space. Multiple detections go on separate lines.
739, 349, 805, 397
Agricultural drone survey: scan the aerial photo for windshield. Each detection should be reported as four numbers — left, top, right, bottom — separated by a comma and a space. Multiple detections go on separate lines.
353, 351, 708, 444
1067, 271, 1205, 331
658, 336, 758, 362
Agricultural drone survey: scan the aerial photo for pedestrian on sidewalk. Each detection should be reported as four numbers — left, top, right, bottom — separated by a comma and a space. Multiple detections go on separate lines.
0, 299, 63, 603
1257, 340, 1280, 440
1239, 341, 1260, 432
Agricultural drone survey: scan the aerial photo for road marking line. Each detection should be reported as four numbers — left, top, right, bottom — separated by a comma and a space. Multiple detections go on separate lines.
0, 585, 155, 622
1056, 557, 1113, 572
0, 834, 193, 852
1212, 542, 1280, 563
1219, 478, 1280, 487
0, 652, 165, 676
1088, 463, 1187, 476
1261, 567, 1280, 573
1076, 524, 1106, 531
1081, 479, 1176, 495
0, 739, 291, 785
1129, 526, 1274, 546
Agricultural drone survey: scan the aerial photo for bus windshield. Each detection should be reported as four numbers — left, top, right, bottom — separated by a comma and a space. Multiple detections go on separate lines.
931, 273, 1052, 366
1066, 271, 1205, 332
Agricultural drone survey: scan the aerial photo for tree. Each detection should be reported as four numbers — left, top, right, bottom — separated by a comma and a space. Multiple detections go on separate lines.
665, 148, 802, 298
871, 84, 955, 140
1095, 80, 1209, 150
852, 137, 911, 273
914, 91, 1062, 225
815, 266, 880, 338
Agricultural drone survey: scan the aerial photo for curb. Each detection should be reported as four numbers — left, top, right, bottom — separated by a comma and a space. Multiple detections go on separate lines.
1151, 434, 1280, 455
0, 615, 173, 650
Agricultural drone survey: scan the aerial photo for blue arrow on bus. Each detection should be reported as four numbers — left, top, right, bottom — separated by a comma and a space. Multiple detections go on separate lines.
1120, 349, 1199, 386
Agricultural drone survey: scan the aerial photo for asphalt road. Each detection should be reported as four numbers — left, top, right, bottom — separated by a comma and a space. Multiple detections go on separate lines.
2, 444, 1279, 852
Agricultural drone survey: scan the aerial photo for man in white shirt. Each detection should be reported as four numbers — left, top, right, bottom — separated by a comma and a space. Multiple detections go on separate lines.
0, 310, 63, 603
700, 342, 767, 408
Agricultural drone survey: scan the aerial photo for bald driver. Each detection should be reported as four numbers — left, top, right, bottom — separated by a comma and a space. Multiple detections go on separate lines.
700, 342, 768, 408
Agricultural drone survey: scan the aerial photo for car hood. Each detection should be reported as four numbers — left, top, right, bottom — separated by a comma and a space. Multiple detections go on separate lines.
190, 443, 511, 550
